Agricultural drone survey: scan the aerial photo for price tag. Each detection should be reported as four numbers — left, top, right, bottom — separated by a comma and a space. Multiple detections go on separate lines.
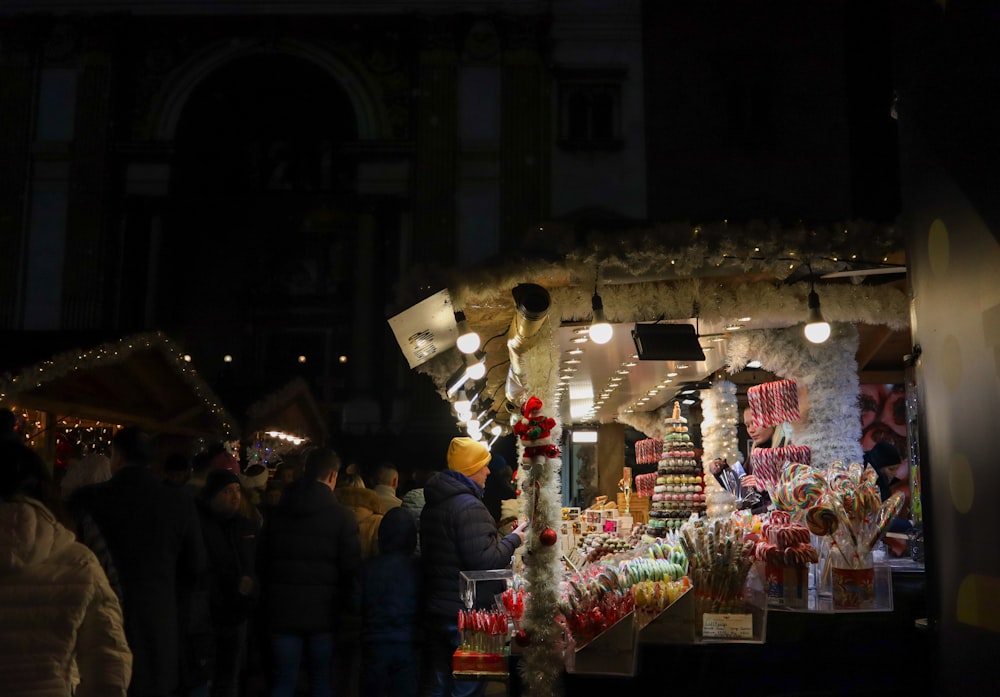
701, 613, 753, 639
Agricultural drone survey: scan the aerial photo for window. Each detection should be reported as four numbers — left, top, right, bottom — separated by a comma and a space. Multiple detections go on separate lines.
556, 67, 626, 151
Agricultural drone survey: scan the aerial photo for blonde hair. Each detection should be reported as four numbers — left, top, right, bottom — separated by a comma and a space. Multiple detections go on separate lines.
336, 462, 366, 489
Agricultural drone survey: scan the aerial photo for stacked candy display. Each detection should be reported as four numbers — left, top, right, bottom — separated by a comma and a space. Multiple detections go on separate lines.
577, 532, 634, 564
746, 510, 819, 607
556, 568, 635, 648
632, 577, 692, 628
634, 471, 657, 498
635, 437, 663, 465
648, 402, 706, 533
679, 517, 756, 620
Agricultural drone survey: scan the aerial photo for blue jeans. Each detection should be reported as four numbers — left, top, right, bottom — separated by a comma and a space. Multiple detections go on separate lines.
362, 641, 419, 697
269, 633, 333, 697
421, 624, 486, 697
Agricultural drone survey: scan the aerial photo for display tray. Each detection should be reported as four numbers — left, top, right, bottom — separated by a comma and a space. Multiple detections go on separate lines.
694, 583, 768, 645
567, 611, 637, 677
771, 562, 894, 613
452, 650, 509, 678
635, 586, 695, 644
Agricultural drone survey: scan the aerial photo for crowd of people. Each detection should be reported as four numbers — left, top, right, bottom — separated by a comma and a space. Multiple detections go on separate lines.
0, 412, 525, 697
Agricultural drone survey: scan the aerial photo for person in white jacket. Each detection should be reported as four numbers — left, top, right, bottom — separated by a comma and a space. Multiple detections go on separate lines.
0, 439, 132, 697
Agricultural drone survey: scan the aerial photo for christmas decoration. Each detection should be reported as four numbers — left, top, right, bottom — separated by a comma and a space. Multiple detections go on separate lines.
514, 395, 564, 697
727, 325, 863, 466
699, 380, 740, 493
538, 527, 558, 546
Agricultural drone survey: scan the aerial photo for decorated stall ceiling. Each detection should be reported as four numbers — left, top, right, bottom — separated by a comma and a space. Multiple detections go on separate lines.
0, 330, 237, 438
392, 222, 909, 429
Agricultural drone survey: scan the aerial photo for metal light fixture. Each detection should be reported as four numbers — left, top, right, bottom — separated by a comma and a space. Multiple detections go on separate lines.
804, 281, 831, 344
454, 310, 481, 354
588, 292, 613, 344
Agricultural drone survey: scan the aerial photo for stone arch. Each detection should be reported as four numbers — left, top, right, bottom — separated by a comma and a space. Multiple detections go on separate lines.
150, 37, 392, 142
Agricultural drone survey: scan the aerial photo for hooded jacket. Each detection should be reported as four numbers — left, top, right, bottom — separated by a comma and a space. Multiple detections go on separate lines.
0, 497, 132, 697
419, 470, 522, 622
361, 507, 420, 644
258, 478, 361, 633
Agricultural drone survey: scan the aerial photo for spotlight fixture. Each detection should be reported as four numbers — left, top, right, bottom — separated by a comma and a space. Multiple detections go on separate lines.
804, 281, 831, 344
588, 292, 613, 344
454, 310, 481, 354
454, 389, 472, 419
464, 350, 487, 380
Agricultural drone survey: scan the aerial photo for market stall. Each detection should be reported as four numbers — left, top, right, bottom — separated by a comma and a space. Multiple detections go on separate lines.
0, 330, 238, 467
243, 376, 327, 469
388, 224, 920, 695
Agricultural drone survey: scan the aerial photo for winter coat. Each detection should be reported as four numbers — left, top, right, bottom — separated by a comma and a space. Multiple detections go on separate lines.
419, 470, 522, 623
400, 487, 425, 556
335, 486, 385, 559
361, 508, 420, 645
0, 496, 132, 697
258, 478, 362, 634
71, 465, 206, 697
196, 500, 259, 627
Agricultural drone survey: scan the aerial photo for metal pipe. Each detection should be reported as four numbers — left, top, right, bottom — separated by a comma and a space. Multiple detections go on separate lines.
505, 283, 550, 406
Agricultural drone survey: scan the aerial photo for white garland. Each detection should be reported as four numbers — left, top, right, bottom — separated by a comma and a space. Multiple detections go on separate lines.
726, 326, 863, 466
614, 403, 670, 440
515, 402, 565, 697
700, 381, 740, 491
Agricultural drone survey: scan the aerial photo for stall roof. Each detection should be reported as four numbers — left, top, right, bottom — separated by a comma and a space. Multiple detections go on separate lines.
0, 330, 238, 438
391, 222, 911, 428
245, 376, 327, 444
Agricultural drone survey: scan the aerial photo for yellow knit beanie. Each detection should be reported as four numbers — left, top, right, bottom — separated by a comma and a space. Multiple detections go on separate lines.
447, 437, 491, 477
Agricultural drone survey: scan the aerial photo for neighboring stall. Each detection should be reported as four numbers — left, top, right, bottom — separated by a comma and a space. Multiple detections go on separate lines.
0, 330, 238, 468
243, 376, 327, 469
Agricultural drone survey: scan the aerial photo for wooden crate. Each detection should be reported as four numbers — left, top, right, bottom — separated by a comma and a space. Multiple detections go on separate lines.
618, 494, 650, 524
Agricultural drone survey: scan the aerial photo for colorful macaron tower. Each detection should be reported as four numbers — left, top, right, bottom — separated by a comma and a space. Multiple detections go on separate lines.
648, 402, 706, 533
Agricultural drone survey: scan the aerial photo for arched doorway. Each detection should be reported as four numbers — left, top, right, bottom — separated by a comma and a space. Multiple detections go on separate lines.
161, 52, 360, 405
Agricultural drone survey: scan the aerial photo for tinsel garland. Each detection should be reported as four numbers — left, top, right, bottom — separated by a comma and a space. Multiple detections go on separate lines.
515, 397, 566, 697
726, 326, 863, 466
396, 221, 903, 311
614, 403, 669, 440
700, 381, 740, 491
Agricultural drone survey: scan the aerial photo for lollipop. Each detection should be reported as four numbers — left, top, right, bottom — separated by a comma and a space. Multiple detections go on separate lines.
804, 505, 840, 536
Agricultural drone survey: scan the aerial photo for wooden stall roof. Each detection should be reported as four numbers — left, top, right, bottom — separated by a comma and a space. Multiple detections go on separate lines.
245, 376, 327, 444
0, 330, 238, 438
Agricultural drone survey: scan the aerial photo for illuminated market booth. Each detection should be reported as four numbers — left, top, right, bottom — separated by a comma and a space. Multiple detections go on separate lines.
389, 224, 924, 694
0, 330, 238, 470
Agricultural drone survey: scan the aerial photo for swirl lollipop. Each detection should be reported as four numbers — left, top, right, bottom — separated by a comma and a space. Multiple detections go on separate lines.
804, 505, 840, 536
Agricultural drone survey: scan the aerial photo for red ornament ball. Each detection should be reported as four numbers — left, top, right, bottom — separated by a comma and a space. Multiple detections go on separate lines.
539, 527, 558, 546
514, 630, 531, 647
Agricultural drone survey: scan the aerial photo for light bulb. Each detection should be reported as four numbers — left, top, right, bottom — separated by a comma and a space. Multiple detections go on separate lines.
454, 390, 472, 415
464, 351, 486, 380
466, 419, 482, 439
804, 320, 831, 343
804, 289, 831, 344
589, 293, 613, 344
454, 310, 481, 354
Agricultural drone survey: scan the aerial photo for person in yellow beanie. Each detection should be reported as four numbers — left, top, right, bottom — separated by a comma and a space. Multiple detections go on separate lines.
419, 437, 527, 696
446, 436, 493, 479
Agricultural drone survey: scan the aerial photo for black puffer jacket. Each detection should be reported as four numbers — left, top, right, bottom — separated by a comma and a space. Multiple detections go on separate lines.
258, 479, 361, 633
419, 470, 522, 622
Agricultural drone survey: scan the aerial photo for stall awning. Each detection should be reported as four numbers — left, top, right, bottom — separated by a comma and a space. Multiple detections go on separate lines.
245, 376, 327, 444
0, 330, 238, 438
